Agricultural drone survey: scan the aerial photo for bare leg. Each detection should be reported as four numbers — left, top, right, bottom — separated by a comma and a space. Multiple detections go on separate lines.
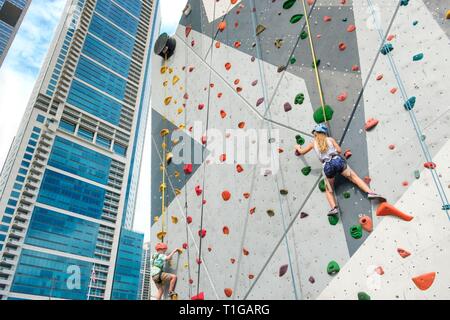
325, 178, 337, 209
169, 274, 177, 292
154, 285, 164, 300
342, 168, 373, 194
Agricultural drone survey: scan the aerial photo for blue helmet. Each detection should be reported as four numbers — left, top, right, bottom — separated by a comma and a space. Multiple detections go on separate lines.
312, 124, 329, 135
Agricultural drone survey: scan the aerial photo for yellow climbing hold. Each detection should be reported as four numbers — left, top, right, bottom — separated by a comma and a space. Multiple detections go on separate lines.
153, 216, 159, 223
169, 67, 173, 74
166, 152, 173, 164
175, 189, 181, 196
446, 10, 450, 19
160, 129, 170, 137
163, 80, 168, 87
172, 75, 180, 85
178, 124, 185, 130
160, 66, 168, 74
159, 183, 166, 192
171, 216, 179, 224
157, 231, 167, 240
174, 171, 180, 178
177, 107, 184, 114
164, 96, 172, 106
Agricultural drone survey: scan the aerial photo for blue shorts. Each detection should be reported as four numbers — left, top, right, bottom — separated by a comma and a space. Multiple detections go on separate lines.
324, 156, 348, 179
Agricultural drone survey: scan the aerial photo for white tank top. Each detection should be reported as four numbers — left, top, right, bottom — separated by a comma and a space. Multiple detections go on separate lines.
314, 138, 338, 164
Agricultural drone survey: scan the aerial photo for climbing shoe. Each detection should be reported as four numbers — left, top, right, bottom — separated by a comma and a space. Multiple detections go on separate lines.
368, 193, 386, 202
169, 291, 178, 300
327, 207, 339, 217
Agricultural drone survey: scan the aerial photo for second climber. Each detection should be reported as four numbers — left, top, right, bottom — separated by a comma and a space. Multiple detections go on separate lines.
295, 124, 386, 217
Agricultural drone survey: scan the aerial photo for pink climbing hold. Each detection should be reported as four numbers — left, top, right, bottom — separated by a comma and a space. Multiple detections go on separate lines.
365, 118, 379, 131
347, 24, 356, 32
375, 266, 385, 276
195, 185, 202, 196
198, 103, 205, 110
256, 97, 264, 107
307, 0, 314, 5
376, 74, 383, 81
387, 34, 395, 41
182, 243, 188, 249
185, 25, 192, 37
186, 216, 193, 224
337, 92, 348, 102
198, 229, 207, 238
184, 164, 193, 174
323, 16, 332, 22
397, 248, 411, 258
389, 144, 396, 150
390, 88, 398, 94
191, 292, 205, 300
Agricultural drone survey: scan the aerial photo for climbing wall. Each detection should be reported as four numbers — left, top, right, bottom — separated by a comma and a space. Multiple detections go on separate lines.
150, 0, 450, 300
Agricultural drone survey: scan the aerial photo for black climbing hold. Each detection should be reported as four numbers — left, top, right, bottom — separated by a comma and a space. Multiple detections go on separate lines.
280, 189, 289, 196
300, 212, 309, 219
279, 264, 289, 277
312, 59, 321, 68
154, 33, 177, 59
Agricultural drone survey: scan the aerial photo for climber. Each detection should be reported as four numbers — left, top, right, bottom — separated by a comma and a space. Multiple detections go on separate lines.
295, 124, 385, 217
151, 242, 180, 300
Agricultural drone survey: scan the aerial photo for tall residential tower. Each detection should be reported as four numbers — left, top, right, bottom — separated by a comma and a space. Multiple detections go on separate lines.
0, 0, 32, 67
0, 0, 160, 300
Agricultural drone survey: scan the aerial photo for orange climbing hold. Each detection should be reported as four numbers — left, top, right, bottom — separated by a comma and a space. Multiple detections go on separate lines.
412, 272, 436, 291
224, 288, 233, 298
365, 118, 379, 131
347, 24, 356, 32
215, 41, 221, 49
225, 62, 231, 71
220, 110, 227, 118
236, 164, 244, 173
238, 122, 246, 129
223, 226, 230, 235
218, 21, 227, 32
376, 202, 414, 221
222, 191, 231, 201
231, 0, 238, 4
397, 248, 411, 258
359, 215, 373, 232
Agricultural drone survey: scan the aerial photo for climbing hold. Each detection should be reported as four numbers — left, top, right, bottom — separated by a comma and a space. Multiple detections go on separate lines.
404, 96, 416, 110
358, 292, 371, 300
347, 24, 356, 32
300, 212, 309, 219
380, 43, 394, 55
375, 266, 385, 276
256, 24, 266, 36
182, 243, 188, 250
364, 118, 379, 131
319, 179, 326, 192
328, 214, 339, 226
352, 65, 360, 72
337, 92, 348, 102
250, 207, 256, 215
398, 248, 412, 260
412, 272, 436, 291
343, 192, 351, 199
350, 225, 363, 239
400, 0, 409, 6
279, 264, 289, 277
274, 39, 283, 49
191, 292, 205, 300
236, 164, 244, 173
308, 276, 315, 284
280, 189, 289, 196
313, 105, 334, 124
223, 226, 230, 235
295, 93, 305, 105
290, 14, 304, 24
220, 110, 227, 119
248, 274, 255, 280
359, 215, 373, 232
195, 185, 202, 196
290, 57, 297, 64
338, 42, 347, 51
256, 97, 265, 107
243, 192, 250, 199
446, 10, 450, 19
424, 162, 436, 170
413, 53, 424, 61
185, 25, 192, 37
164, 96, 172, 106
218, 21, 227, 32
277, 65, 286, 73
376, 202, 414, 221
172, 75, 180, 85
160, 129, 170, 137
198, 229, 207, 238
414, 170, 420, 179
323, 16, 332, 22
284, 102, 293, 112
171, 216, 178, 224
157, 231, 167, 241
296, 135, 305, 145
300, 31, 308, 40
222, 191, 231, 201
302, 166, 312, 176
376, 74, 383, 81
238, 122, 246, 129
344, 149, 352, 159
220, 154, 227, 162
234, 41, 241, 48
186, 216, 193, 224
224, 288, 233, 298
267, 209, 275, 217
282, 0, 296, 10
389, 144, 396, 150
225, 62, 232, 71
166, 152, 173, 165
327, 261, 340, 275
312, 59, 321, 69
243, 248, 249, 256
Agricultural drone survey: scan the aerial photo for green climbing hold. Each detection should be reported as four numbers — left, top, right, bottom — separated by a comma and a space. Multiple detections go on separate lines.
350, 225, 363, 239
327, 261, 340, 275
319, 179, 326, 192
295, 135, 305, 145
312, 59, 321, 68
300, 31, 308, 40
295, 93, 305, 105
343, 192, 351, 199
413, 53, 424, 61
301, 166, 312, 176
400, 0, 409, 6
313, 105, 334, 124
290, 14, 304, 24
290, 56, 297, 64
358, 292, 371, 300
328, 214, 339, 226
283, 0, 296, 10
414, 170, 420, 179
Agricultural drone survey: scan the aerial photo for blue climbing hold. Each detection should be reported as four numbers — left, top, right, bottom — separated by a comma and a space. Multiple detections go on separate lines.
380, 43, 394, 55
404, 97, 416, 110
413, 20, 419, 26
443, 204, 450, 211
400, 0, 409, 6
413, 53, 424, 61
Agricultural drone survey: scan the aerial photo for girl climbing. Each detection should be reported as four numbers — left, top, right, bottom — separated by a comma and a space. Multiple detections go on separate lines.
295, 124, 385, 217
151, 243, 181, 300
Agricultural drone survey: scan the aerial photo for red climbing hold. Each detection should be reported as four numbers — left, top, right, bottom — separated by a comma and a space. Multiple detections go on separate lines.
220, 154, 227, 162
389, 144, 396, 150
347, 24, 356, 32
191, 292, 205, 300
187, 216, 193, 224
220, 110, 227, 118
198, 103, 205, 110
279, 264, 289, 277
337, 92, 348, 102
230, 258, 236, 264
344, 149, 352, 159
238, 122, 246, 129
250, 207, 256, 215
359, 215, 373, 232
376, 202, 414, 221
234, 41, 241, 48
215, 41, 221, 49
338, 42, 347, 51
195, 185, 203, 196
224, 288, 233, 298
225, 62, 232, 71
376, 74, 383, 81
184, 164, 193, 174
387, 34, 395, 41
412, 272, 436, 291
352, 65, 360, 72
365, 118, 379, 131
222, 191, 231, 201
198, 229, 207, 238
182, 243, 188, 249
223, 226, 230, 235
390, 87, 398, 94
397, 248, 411, 258
236, 164, 244, 173
323, 16, 332, 22
424, 162, 436, 169
243, 248, 250, 256
248, 274, 255, 280
185, 25, 192, 37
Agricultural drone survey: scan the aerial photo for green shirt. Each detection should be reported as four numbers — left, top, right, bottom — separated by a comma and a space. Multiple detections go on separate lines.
150, 253, 166, 276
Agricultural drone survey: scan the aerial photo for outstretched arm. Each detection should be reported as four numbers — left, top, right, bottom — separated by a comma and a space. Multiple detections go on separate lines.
330, 138, 342, 154
166, 249, 179, 260
295, 142, 314, 156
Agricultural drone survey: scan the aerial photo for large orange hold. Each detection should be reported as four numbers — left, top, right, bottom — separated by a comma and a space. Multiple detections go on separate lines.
218, 21, 227, 32
376, 202, 414, 221
222, 191, 231, 201
412, 272, 436, 291
224, 288, 233, 298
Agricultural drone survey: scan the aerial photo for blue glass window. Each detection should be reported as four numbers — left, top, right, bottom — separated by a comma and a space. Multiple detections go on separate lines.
37, 115, 45, 123
5, 207, 15, 214
16, 176, 25, 183
95, 0, 139, 36
77, 127, 94, 142
10, 191, 20, 199
7, 199, 17, 207
2, 217, 12, 224
13, 183, 22, 191
96, 135, 111, 149
21, 161, 30, 168
113, 143, 126, 156
59, 119, 76, 133
32, 127, 41, 133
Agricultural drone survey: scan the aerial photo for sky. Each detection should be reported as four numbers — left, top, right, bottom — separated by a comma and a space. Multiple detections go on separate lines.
0, 0, 187, 241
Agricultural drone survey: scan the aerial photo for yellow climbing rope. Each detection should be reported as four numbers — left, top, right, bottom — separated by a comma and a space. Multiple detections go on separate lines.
301, 0, 329, 127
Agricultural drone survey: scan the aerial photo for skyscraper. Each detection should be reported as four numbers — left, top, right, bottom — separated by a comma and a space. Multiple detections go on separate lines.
139, 241, 151, 300
0, 0, 32, 67
0, 0, 161, 300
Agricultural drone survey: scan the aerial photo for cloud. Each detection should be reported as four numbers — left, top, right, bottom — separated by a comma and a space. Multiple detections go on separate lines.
160, 0, 187, 35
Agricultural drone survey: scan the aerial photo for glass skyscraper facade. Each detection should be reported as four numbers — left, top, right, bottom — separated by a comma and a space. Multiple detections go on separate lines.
0, 0, 160, 300
0, 0, 31, 67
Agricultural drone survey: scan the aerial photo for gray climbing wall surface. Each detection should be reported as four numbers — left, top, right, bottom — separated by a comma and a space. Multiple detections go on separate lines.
150, 0, 450, 300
